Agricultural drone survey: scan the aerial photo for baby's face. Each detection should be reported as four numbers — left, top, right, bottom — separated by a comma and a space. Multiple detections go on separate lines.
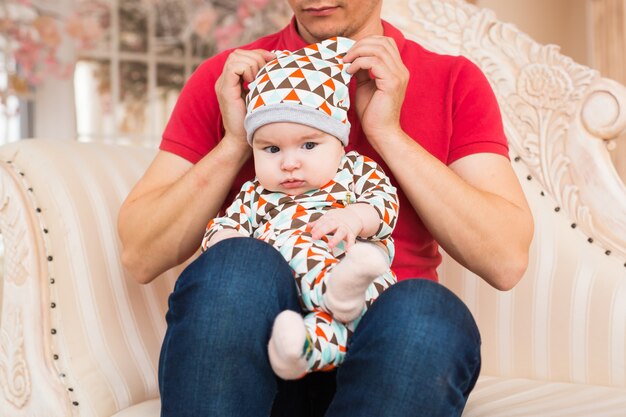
252, 122, 345, 195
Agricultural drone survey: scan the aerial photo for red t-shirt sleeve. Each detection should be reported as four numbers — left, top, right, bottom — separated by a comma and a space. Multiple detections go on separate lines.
447, 57, 509, 165
159, 52, 230, 164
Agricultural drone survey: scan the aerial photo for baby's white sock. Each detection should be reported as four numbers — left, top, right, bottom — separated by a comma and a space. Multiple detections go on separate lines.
324, 241, 390, 323
267, 310, 309, 380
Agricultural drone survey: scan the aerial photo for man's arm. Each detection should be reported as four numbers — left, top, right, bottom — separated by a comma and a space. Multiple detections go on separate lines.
345, 36, 533, 291
375, 134, 533, 291
118, 48, 274, 284
117, 139, 249, 284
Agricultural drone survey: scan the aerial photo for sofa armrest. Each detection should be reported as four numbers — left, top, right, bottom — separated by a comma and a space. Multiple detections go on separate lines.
384, 0, 626, 389
0, 139, 181, 417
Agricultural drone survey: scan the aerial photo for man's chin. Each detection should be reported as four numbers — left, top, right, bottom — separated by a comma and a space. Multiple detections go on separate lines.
297, 20, 347, 42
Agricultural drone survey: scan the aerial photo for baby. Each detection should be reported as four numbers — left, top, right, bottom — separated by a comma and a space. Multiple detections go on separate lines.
201, 37, 399, 380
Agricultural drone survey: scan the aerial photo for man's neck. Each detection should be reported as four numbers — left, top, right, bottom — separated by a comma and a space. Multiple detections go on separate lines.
346, 20, 385, 41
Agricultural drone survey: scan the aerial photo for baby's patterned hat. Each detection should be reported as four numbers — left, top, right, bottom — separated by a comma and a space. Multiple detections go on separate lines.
244, 36, 355, 146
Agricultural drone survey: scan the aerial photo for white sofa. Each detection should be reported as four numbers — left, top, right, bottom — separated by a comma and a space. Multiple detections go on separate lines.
1, 0, 625, 416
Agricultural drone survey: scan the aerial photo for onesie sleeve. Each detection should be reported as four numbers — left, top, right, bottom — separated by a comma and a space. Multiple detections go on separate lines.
349, 152, 399, 241
201, 181, 258, 251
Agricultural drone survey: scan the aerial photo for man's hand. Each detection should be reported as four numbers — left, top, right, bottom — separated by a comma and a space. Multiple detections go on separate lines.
343, 36, 409, 151
215, 49, 276, 146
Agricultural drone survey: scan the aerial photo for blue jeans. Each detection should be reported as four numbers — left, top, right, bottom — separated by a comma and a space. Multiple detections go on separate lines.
159, 238, 481, 416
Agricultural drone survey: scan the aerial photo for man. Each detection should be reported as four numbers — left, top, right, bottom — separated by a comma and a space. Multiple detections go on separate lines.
118, 1, 534, 416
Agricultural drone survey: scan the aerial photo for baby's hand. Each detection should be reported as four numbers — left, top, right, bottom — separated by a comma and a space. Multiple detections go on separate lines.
309, 208, 364, 251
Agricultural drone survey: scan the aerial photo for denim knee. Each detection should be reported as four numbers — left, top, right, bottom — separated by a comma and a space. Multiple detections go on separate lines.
358, 278, 481, 372
167, 237, 300, 338
160, 237, 297, 416
333, 279, 481, 415
182, 237, 297, 301
366, 279, 481, 349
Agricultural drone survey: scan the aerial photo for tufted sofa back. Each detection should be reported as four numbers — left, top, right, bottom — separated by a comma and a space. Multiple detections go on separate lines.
0, 140, 179, 416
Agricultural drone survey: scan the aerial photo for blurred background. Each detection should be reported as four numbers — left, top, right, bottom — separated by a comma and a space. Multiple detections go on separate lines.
0, 0, 624, 179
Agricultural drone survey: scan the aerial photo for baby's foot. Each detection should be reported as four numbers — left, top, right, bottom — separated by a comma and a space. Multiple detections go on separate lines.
267, 310, 310, 380
324, 241, 390, 323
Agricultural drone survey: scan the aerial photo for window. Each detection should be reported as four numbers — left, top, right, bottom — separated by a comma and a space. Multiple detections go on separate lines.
0, 50, 29, 144
74, 0, 208, 147
74, 0, 291, 148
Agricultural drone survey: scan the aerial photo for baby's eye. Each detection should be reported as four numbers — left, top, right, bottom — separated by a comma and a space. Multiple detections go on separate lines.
265, 145, 280, 153
303, 142, 317, 150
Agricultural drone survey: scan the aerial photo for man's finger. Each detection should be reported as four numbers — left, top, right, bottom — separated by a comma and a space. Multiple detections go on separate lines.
232, 48, 276, 69
345, 37, 404, 75
352, 67, 372, 85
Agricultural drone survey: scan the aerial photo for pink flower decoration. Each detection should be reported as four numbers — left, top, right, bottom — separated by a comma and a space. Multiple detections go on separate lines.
14, 37, 39, 75
33, 16, 62, 48
245, 0, 270, 7
2, 0, 288, 93
192, 5, 217, 39
214, 21, 244, 52
65, 14, 104, 49
237, 5, 252, 21
238, 0, 271, 20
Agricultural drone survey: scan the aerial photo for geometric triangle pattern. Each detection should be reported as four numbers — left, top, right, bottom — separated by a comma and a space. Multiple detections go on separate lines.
244, 37, 355, 146
303, 310, 348, 372
302, 268, 397, 373
200, 150, 399, 373
201, 151, 399, 260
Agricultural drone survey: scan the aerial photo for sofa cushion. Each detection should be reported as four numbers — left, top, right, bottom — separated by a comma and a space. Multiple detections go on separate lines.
108, 376, 626, 417
465, 376, 626, 416
111, 399, 160, 417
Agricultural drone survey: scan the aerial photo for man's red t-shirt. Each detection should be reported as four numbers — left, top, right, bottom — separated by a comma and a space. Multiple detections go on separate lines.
160, 19, 509, 281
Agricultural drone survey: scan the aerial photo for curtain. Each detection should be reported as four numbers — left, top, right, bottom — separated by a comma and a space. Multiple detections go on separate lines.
590, 0, 626, 181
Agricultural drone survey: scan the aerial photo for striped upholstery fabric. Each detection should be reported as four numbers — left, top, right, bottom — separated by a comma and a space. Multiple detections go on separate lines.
465, 376, 626, 416
0, 140, 180, 416
110, 399, 160, 417
440, 161, 626, 414
439, 161, 626, 390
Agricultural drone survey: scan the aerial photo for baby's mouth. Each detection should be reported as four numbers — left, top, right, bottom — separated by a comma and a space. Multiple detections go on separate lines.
281, 179, 306, 189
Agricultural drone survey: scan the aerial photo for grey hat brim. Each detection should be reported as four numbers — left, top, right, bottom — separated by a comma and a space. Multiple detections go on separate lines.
244, 103, 350, 146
